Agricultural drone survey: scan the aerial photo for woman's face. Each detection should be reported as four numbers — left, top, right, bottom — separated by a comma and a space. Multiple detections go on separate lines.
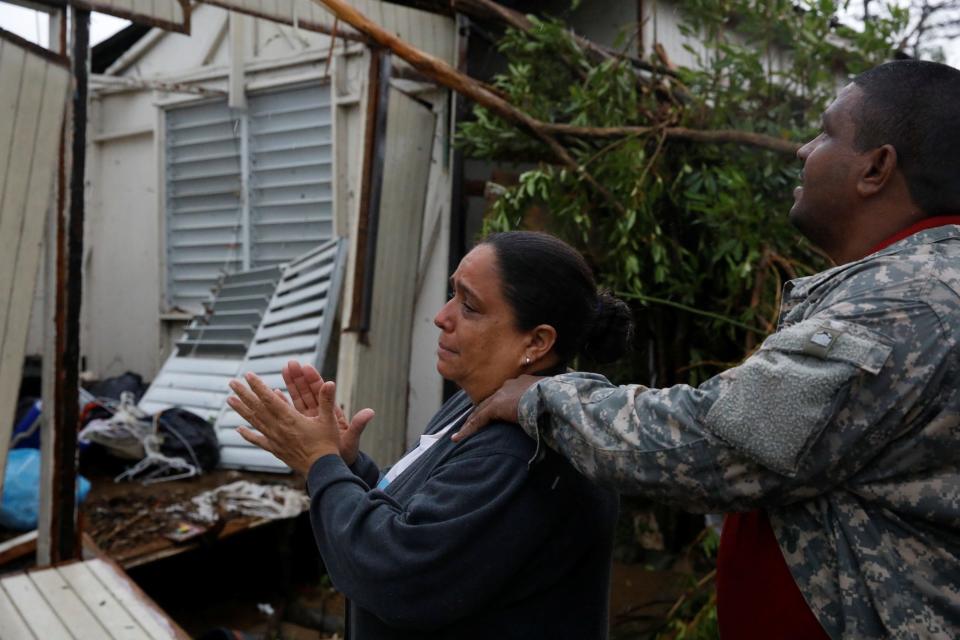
433, 244, 535, 403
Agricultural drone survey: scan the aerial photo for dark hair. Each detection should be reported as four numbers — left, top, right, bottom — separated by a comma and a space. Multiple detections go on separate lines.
851, 60, 960, 216
481, 231, 633, 364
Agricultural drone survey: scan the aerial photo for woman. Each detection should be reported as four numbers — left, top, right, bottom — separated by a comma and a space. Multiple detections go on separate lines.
228, 231, 633, 639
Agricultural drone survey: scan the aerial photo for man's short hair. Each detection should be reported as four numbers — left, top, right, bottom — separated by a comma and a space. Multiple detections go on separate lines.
852, 60, 960, 216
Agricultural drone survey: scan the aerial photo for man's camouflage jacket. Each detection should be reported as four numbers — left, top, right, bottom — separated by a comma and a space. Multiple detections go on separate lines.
519, 226, 960, 639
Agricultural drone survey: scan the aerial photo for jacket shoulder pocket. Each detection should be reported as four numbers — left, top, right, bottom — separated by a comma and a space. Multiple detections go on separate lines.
703, 319, 892, 476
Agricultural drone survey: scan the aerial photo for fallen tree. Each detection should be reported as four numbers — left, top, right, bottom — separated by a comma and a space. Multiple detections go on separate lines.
308, 0, 800, 159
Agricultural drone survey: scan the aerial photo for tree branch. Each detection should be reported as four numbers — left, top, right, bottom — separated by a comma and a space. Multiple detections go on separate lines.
309, 0, 628, 215
542, 123, 800, 155
451, 0, 682, 80
308, 0, 802, 231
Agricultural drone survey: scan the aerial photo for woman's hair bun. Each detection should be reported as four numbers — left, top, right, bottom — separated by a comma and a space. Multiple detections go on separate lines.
582, 291, 634, 364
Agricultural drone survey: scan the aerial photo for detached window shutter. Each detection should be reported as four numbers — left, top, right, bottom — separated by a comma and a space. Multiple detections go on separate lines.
248, 84, 334, 267
165, 100, 243, 310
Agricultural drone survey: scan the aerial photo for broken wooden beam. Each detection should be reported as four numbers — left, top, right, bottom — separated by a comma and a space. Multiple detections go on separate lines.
0, 531, 38, 568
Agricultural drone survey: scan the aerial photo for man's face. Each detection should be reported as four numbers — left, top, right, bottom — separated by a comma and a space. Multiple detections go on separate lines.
790, 84, 866, 254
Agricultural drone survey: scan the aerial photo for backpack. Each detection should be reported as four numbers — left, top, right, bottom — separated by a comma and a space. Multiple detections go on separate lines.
156, 408, 220, 472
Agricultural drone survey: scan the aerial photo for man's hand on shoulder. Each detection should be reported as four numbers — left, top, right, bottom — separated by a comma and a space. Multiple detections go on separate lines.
452, 375, 543, 442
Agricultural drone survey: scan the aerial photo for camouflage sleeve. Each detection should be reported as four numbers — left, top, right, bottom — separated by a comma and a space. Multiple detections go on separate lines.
518, 303, 947, 512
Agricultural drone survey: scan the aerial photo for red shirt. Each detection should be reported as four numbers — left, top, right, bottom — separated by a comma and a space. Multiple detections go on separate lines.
716, 216, 960, 640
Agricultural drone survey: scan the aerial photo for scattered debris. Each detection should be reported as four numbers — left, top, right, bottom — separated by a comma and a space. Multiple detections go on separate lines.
164, 522, 209, 544
81, 470, 306, 565
79, 392, 152, 461
192, 481, 309, 524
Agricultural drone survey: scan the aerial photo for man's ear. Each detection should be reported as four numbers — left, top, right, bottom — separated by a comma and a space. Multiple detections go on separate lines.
858, 143, 898, 197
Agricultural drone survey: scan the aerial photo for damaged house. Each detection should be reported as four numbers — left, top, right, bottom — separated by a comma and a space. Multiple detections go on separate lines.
0, 0, 738, 633
19, 0, 706, 467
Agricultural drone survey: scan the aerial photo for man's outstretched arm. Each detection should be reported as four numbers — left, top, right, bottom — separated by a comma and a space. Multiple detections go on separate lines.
454, 312, 932, 513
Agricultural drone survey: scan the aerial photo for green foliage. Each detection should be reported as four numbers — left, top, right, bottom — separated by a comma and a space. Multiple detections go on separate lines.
458, 1, 908, 387
654, 529, 721, 640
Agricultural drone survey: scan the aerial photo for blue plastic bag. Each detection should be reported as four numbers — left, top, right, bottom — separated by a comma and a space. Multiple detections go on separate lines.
0, 448, 91, 531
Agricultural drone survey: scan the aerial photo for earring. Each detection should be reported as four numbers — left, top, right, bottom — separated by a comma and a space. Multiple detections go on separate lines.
523, 356, 531, 366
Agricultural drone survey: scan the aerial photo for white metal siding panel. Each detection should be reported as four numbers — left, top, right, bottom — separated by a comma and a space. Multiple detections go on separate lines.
201, 0, 337, 31
405, 89, 450, 446
248, 84, 334, 268
198, 0, 456, 63
71, 0, 187, 32
347, 89, 435, 465
0, 37, 70, 495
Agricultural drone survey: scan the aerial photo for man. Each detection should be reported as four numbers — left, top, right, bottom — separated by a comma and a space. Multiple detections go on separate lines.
454, 60, 960, 639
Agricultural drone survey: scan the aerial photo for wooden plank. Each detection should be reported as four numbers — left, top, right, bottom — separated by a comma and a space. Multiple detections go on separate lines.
57, 562, 151, 640
0, 574, 71, 639
0, 530, 37, 567
28, 568, 109, 640
85, 559, 187, 640
0, 585, 33, 640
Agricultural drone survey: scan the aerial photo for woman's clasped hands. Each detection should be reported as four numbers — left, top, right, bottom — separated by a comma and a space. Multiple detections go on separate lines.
227, 361, 375, 475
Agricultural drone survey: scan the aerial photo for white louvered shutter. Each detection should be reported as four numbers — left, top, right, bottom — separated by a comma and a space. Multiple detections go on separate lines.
248, 84, 334, 268
164, 85, 333, 310
164, 100, 244, 310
